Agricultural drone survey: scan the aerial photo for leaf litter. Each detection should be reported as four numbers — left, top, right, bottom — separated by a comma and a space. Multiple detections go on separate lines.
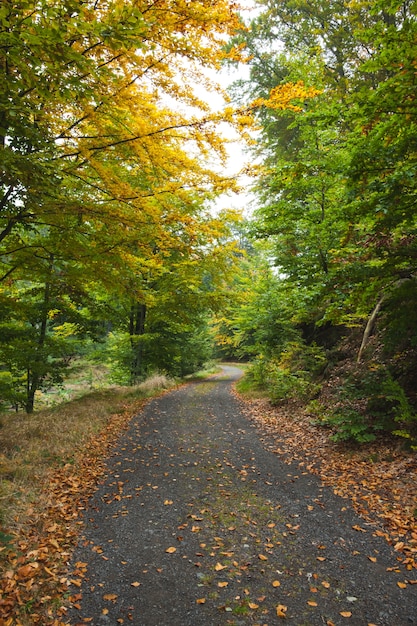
1, 367, 416, 624
234, 392, 417, 573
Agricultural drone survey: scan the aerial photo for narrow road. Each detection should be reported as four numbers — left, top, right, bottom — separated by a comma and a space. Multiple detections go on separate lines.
67, 366, 416, 625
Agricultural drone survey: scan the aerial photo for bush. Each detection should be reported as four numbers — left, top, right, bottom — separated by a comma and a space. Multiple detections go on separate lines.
318, 366, 417, 445
245, 341, 326, 404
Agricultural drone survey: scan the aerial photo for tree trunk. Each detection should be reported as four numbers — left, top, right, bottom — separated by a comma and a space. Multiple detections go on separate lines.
129, 302, 147, 383
357, 297, 384, 363
25, 259, 53, 412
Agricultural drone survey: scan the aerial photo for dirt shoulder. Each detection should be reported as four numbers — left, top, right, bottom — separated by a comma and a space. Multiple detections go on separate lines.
64, 365, 416, 626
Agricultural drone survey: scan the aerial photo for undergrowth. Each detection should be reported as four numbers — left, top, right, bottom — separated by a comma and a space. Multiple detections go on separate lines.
0, 373, 176, 531
238, 330, 417, 447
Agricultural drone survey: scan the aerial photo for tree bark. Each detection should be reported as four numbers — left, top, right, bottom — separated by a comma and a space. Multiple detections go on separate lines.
357, 297, 384, 363
129, 302, 147, 383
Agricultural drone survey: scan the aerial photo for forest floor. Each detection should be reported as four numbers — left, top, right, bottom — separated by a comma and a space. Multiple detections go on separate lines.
1, 365, 416, 625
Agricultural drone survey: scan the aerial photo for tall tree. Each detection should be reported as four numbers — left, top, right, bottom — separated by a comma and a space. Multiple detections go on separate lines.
0, 0, 251, 410
223, 0, 417, 440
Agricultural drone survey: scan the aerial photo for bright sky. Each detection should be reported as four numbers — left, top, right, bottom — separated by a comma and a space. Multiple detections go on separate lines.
209, 0, 260, 217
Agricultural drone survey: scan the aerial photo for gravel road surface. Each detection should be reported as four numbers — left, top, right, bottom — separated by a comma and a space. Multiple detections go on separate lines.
67, 365, 417, 625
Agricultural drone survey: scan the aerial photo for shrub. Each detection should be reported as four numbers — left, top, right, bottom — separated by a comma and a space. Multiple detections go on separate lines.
245, 341, 326, 404
319, 366, 417, 445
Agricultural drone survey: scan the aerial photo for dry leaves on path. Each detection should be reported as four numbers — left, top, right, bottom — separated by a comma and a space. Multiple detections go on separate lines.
236, 393, 417, 572
0, 403, 143, 625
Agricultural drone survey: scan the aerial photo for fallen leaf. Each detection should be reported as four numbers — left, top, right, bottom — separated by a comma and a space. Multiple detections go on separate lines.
17, 563, 39, 579
272, 580, 281, 587
340, 611, 352, 617
164, 500, 173, 505
215, 563, 227, 571
165, 547, 177, 553
322, 581, 330, 589
218, 581, 228, 588
368, 556, 377, 563
103, 593, 118, 602
196, 598, 206, 604
276, 604, 288, 618
352, 525, 366, 532
131, 582, 141, 587
307, 601, 318, 606
397, 581, 407, 589
248, 602, 259, 609
258, 554, 268, 561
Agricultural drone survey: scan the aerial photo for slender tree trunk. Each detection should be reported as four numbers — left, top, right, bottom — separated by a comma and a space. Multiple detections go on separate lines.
357, 278, 413, 363
357, 297, 384, 364
25, 259, 53, 413
129, 301, 147, 383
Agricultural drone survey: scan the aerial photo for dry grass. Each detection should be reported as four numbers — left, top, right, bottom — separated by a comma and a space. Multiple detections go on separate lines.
0, 374, 175, 533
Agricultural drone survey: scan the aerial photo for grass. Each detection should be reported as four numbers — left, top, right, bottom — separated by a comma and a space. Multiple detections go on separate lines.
0, 360, 238, 624
0, 372, 176, 532
235, 375, 270, 400
184, 362, 223, 380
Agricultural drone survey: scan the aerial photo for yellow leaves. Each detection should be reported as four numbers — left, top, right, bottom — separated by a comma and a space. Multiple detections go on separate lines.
196, 597, 206, 604
397, 581, 407, 589
223, 42, 252, 64
307, 601, 318, 607
164, 499, 173, 505
368, 556, 377, 563
217, 581, 228, 588
165, 547, 177, 554
251, 82, 322, 112
258, 554, 268, 561
131, 581, 141, 587
248, 601, 259, 609
340, 611, 352, 618
272, 580, 281, 587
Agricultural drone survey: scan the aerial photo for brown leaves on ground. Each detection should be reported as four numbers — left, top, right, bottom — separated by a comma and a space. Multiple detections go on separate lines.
0, 402, 144, 625
236, 393, 417, 572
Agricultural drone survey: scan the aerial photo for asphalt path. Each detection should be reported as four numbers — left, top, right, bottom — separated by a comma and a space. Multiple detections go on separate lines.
67, 365, 417, 625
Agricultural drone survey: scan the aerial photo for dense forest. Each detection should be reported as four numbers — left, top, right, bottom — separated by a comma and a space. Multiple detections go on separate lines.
1, 0, 417, 447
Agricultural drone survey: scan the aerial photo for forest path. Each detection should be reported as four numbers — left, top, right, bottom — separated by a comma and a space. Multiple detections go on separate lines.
67, 365, 416, 626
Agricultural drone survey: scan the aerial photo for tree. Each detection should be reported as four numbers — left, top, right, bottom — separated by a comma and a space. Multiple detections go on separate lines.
0, 0, 252, 410
224, 0, 417, 440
